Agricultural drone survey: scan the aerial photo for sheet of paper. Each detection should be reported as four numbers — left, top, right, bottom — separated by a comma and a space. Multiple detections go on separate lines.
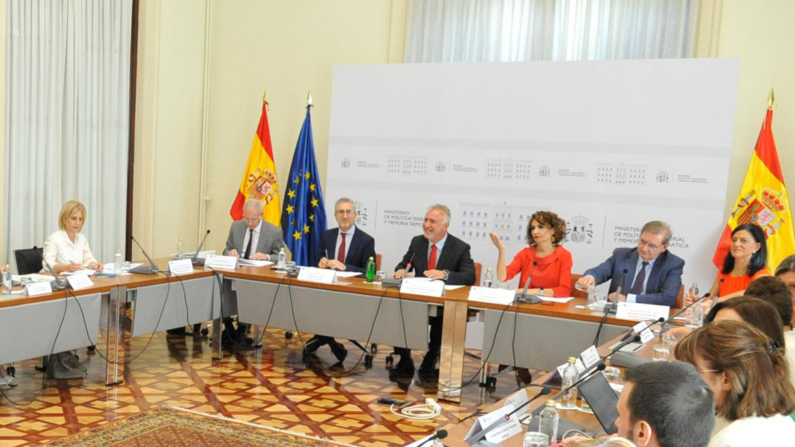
444, 285, 465, 290
468, 286, 515, 305
62, 269, 96, 277
13, 274, 56, 283
101, 263, 142, 274
333, 271, 362, 278
539, 296, 575, 303
238, 259, 274, 267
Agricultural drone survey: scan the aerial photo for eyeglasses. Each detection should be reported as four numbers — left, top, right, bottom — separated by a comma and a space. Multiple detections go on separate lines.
638, 239, 663, 251
243, 217, 261, 223
335, 209, 354, 215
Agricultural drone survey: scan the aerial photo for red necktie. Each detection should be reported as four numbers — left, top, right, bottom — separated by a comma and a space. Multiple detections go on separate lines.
428, 244, 437, 270
337, 232, 346, 262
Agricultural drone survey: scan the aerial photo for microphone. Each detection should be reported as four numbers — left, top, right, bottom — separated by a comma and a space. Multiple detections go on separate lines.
418, 430, 448, 447
40, 249, 68, 290
516, 261, 541, 304
619, 317, 665, 342
604, 268, 628, 314
191, 229, 211, 266
382, 252, 415, 288
405, 252, 416, 276
468, 385, 552, 445
129, 236, 160, 275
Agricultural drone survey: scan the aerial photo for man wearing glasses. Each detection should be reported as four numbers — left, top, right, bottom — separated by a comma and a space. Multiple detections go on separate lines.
305, 197, 376, 363
576, 221, 684, 306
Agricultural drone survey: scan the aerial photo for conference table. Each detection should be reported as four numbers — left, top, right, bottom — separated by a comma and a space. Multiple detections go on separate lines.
444, 329, 663, 446
0, 259, 640, 403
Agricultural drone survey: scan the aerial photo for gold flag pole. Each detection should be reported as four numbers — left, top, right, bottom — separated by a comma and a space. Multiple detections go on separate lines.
263, 89, 269, 111
306, 91, 314, 109
768, 88, 775, 109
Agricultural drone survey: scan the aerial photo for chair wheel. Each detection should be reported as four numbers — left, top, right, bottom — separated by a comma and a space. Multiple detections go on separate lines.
486, 377, 497, 388
285, 331, 293, 339
385, 355, 394, 367
201, 328, 209, 336
370, 344, 378, 354
365, 355, 373, 368
88, 345, 96, 352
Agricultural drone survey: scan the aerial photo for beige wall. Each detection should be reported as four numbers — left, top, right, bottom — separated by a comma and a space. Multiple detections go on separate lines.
718, 0, 795, 218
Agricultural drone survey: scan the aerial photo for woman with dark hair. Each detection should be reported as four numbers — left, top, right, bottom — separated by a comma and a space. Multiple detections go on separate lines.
675, 321, 795, 445
685, 224, 769, 306
489, 211, 572, 297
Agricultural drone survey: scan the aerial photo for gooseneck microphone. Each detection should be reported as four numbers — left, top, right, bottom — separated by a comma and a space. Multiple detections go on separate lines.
41, 251, 68, 290
191, 229, 211, 264
405, 252, 416, 276
604, 268, 628, 314
418, 429, 448, 447
516, 261, 541, 304
660, 279, 723, 332
129, 236, 160, 275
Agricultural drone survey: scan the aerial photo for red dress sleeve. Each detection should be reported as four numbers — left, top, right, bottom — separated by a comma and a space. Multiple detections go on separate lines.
552, 247, 573, 297
505, 248, 530, 283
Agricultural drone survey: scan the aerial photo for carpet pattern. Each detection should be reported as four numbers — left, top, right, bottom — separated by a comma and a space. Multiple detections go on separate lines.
48, 405, 360, 447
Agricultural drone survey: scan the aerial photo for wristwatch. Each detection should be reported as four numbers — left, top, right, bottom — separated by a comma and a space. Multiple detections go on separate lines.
443, 270, 450, 281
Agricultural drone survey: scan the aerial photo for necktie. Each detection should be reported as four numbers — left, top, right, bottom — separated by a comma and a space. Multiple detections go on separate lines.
630, 262, 649, 294
243, 228, 254, 259
428, 244, 437, 271
337, 232, 347, 262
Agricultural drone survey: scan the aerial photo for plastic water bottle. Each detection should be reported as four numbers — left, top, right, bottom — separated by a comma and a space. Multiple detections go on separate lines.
366, 256, 376, 282
177, 238, 185, 259
538, 399, 560, 443
3, 265, 12, 294
559, 357, 579, 410
114, 250, 123, 278
277, 247, 286, 269
484, 267, 493, 288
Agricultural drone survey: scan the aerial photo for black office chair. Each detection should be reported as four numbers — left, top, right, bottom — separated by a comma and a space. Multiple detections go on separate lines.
15, 246, 44, 275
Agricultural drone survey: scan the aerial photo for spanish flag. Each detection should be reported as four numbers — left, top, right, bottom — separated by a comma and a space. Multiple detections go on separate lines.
713, 106, 795, 269
230, 95, 281, 225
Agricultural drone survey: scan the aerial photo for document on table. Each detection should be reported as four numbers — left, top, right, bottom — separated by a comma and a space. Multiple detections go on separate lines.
100, 263, 143, 275
444, 285, 465, 290
62, 269, 96, 277
13, 274, 55, 283
333, 271, 362, 278
238, 259, 274, 267
539, 296, 575, 304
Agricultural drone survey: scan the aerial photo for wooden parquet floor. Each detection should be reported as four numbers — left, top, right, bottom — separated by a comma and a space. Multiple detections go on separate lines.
0, 328, 538, 446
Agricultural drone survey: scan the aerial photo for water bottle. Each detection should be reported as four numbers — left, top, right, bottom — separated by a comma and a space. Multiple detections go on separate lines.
538, 399, 560, 443
113, 250, 123, 278
685, 282, 702, 329
277, 247, 286, 269
3, 265, 12, 294
366, 256, 376, 282
483, 267, 493, 288
177, 238, 185, 259
559, 357, 579, 410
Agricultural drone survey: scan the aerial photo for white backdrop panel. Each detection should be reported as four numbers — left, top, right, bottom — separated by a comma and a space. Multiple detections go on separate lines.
326, 60, 739, 289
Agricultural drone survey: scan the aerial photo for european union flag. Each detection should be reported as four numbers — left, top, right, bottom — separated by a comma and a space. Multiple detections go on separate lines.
281, 108, 327, 266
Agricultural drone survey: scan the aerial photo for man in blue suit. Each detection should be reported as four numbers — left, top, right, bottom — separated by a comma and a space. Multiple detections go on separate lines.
304, 197, 376, 362
577, 221, 684, 307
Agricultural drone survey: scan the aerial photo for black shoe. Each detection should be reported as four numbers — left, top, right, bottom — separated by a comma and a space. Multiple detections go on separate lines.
330, 342, 348, 363
418, 367, 440, 382
388, 357, 415, 381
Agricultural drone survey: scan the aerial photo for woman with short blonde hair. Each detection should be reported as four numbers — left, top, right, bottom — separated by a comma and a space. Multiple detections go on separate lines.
43, 200, 103, 273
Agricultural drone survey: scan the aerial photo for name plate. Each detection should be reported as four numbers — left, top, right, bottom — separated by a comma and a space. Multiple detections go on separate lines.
464, 403, 516, 442
26, 281, 53, 297
616, 302, 670, 322
204, 255, 238, 270
400, 278, 444, 297
580, 345, 601, 368
168, 259, 194, 276
297, 267, 336, 285
66, 274, 94, 291
468, 286, 515, 305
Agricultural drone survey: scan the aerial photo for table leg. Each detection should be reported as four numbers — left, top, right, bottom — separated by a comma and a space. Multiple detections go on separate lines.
211, 273, 224, 360
104, 286, 126, 386
438, 300, 468, 403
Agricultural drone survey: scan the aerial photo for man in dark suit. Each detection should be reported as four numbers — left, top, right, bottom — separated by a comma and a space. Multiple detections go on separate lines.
304, 197, 376, 362
221, 199, 284, 347
578, 221, 684, 307
390, 204, 476, 381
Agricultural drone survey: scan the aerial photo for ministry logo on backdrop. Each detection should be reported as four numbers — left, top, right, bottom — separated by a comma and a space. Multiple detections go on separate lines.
435, 161, 447, 173
340, 158, 352, 169
565, 215, 593, 244
538, 166, 551, 178
656, 171, 670, 183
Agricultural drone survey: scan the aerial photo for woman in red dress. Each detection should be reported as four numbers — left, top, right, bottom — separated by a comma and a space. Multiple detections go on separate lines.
490, 211, 572, 297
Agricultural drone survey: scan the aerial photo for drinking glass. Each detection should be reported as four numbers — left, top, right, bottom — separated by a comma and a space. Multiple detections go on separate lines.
653, 344, 671, 361
523, 431, 549, 447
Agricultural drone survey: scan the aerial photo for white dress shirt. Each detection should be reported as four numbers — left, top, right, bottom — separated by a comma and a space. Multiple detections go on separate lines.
241, 221, 263, 259
334, 226, 356, 262
42, 230, 98, 270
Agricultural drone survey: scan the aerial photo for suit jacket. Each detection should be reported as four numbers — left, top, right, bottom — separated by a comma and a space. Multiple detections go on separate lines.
395, 234, 476, 286
223, 220, 283, 258
584, 247, 685, 306
320, 227, 376, 274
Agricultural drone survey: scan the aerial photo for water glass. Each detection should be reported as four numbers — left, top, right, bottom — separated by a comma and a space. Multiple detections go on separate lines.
375, 271, 385, 282
661, 332, 677, 347
123, 261, 131, 272
603, 367, 621, 384
653, 344, 671, 361
523, 431, 550, 447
